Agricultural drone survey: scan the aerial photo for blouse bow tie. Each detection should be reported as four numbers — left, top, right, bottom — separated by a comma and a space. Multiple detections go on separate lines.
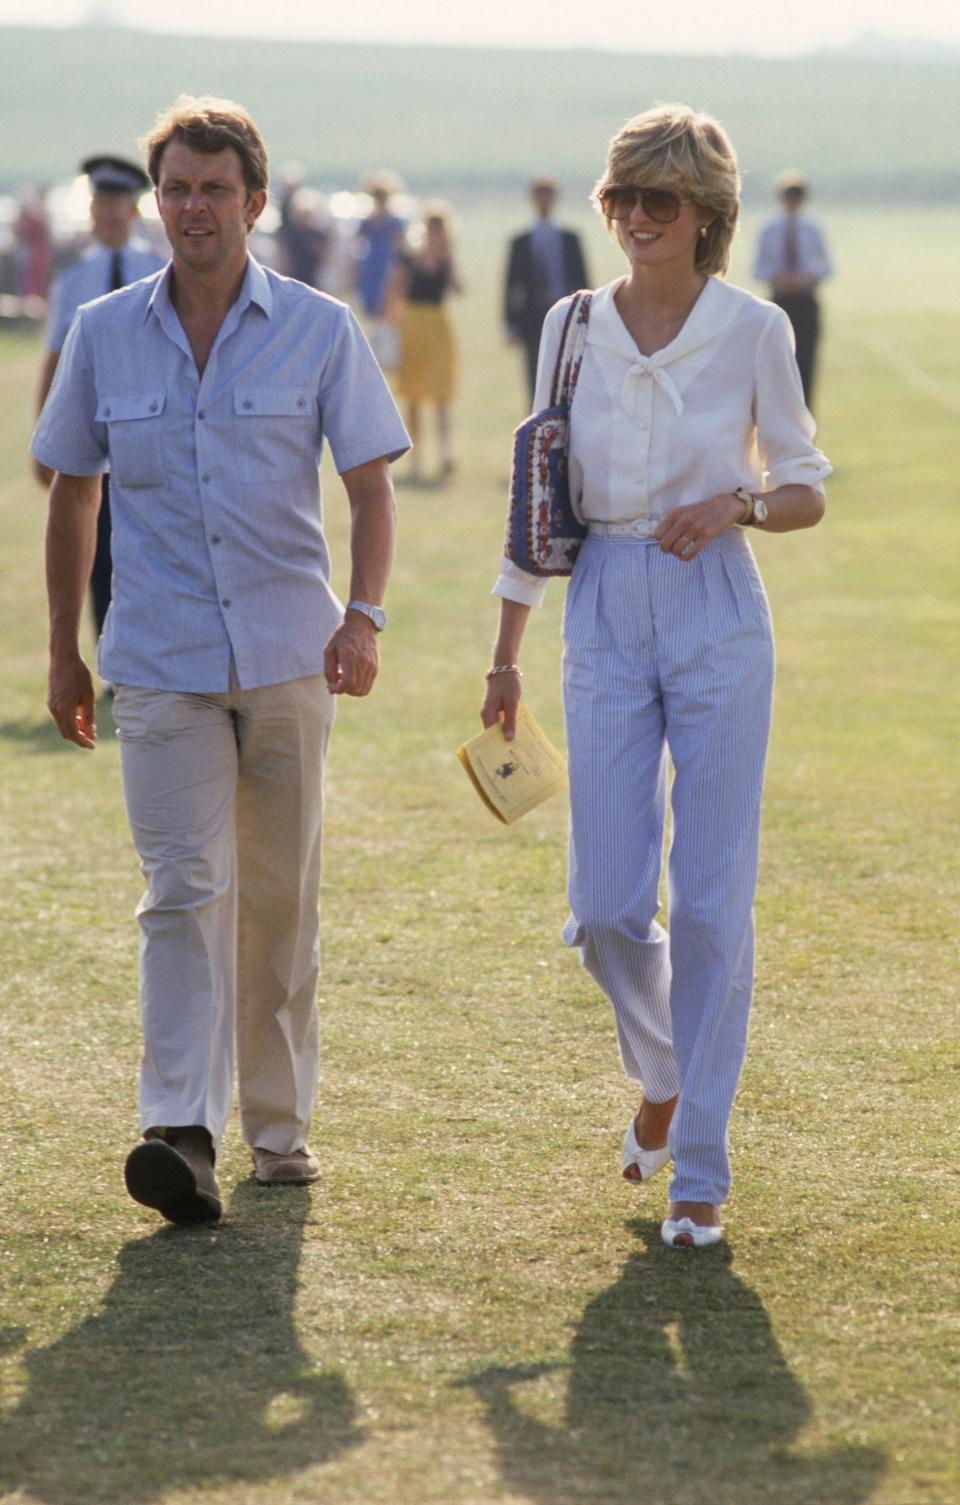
620, 359, 685, 420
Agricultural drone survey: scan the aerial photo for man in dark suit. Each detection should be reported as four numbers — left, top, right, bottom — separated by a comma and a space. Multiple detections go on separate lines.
504, 177, 589, 405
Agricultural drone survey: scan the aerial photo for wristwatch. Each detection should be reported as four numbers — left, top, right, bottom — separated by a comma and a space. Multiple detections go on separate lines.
734, 488, 768, 527
345, 599, 387, 631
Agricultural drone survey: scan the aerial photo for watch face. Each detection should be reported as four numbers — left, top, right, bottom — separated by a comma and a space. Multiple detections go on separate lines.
753, 498, 769, 524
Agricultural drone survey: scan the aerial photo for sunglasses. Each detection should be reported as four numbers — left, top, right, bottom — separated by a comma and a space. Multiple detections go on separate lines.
598, 185, 692, 224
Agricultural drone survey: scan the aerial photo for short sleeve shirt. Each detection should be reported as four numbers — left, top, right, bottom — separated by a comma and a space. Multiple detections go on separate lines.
32, 256, 410, 691
752, 215, 833, 284
44, 240, 167, 352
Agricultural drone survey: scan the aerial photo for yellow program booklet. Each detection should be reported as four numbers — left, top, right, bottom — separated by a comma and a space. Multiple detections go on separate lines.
458, 705, 567, 824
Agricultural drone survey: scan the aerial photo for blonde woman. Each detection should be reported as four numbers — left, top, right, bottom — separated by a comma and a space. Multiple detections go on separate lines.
391, 203, 463, 482
482, 105, 830, 1248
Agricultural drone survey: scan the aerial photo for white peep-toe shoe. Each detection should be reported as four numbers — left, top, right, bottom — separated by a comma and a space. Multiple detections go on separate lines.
661, 1216, 723, 1249
621, 1120, 671, 1184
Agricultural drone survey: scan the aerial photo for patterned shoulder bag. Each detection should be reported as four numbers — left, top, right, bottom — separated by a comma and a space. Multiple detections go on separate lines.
504, 290, 593, 577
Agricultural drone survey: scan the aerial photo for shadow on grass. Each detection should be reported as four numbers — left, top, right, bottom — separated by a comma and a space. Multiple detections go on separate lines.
0, 717, 73, 753
0, 1180, 363, 1503
460, 1218, 887, 1505
0, 694, 115, 754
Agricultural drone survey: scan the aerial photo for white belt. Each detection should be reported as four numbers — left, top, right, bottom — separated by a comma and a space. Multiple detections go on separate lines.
587, 519, 658, 539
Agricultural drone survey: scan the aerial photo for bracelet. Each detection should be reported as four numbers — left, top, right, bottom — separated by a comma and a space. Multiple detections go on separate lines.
486, 664, 523, 679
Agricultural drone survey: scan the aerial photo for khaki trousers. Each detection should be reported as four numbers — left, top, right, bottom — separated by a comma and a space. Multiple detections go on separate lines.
113, 673, 335, 1154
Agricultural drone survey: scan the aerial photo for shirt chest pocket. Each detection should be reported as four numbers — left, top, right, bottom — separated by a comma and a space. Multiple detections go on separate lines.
96, 392, 167, 488
233, 386, 318, 482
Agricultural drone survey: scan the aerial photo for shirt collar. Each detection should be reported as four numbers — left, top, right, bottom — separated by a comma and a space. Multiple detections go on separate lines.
587, 274, 737, 368
145, 253, 273, 326
243, 254, 273, 317
587, 276, 742, 420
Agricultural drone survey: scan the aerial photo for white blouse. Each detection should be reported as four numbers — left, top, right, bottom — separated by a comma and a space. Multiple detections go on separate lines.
493, 275, 832, 608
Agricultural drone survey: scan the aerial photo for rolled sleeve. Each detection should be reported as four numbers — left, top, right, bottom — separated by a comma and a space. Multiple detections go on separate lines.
492, 554, 549, 609
755, 307, 832, 493
319, 306, 410, 472
30, 312, 108, 477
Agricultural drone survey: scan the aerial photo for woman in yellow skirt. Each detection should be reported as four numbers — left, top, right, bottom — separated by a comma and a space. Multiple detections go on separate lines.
391, 202, 463, 482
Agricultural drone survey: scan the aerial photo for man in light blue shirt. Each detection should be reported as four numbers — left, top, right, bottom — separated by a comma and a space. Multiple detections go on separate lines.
33, 96, 409, 1224
34, 154, 166, 636
753, 171, 833, 408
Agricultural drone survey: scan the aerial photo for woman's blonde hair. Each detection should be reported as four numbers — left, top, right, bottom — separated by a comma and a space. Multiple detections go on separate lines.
592, 103, 740, 277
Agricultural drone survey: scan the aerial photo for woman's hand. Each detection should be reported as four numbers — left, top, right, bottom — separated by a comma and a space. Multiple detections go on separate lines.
654, 493, 745, 561
481, 667, 523, 741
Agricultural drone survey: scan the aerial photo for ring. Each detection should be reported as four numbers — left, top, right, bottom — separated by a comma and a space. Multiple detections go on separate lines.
681, 538, 695, 552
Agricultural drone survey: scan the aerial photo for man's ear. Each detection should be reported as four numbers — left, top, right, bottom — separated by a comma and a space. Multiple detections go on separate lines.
246, 189, 268, 232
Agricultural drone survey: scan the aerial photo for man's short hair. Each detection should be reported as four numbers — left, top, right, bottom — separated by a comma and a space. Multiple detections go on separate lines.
142, 95, 269, 196
775, 170, 809, 201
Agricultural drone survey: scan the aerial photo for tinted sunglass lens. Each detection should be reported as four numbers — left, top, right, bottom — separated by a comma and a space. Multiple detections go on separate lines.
601, 187, 683, 222
643, 189, 682, 223
601, 187, 634, 220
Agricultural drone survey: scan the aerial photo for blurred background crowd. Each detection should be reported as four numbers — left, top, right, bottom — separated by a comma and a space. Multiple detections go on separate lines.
0, 165, 421, 314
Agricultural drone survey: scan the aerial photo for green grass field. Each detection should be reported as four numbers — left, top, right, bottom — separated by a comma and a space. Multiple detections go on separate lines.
1, 206, 958, 1505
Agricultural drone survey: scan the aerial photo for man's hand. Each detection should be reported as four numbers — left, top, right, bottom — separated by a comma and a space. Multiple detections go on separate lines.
45, 471, 101, 747
772, 274, 814, 296
48, 651, 97, 749
324, 611, 379, 696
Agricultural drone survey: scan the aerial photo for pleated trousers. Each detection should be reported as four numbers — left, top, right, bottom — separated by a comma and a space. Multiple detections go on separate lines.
561, 529, 775, 1205
112, 672, 335, 1154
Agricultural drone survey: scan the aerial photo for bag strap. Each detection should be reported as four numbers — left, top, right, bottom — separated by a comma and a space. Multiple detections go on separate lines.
548, 290, 593, 408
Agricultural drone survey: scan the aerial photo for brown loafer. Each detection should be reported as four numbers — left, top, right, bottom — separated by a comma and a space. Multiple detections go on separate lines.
125, 1126, 222, 1224
252, 1144, 320, 1185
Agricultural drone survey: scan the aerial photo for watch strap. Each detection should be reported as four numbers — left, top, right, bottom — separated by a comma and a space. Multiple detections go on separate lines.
734, 488, 756, 526
345, 599, 386, 631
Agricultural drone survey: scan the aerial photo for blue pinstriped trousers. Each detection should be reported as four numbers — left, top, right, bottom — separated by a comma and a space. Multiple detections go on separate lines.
561, 529, 775, 1205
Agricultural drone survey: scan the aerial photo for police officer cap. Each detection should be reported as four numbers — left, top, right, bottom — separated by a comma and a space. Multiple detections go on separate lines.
81, 155, 151, 196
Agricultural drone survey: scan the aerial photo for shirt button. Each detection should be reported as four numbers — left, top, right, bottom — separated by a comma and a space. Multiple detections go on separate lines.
296, 397, 306, 409
103, 406, 111, 417
242, 399, 253, 411
210, 534, 221, 545
201, 473, 211, 484
149, 401, 158, 413
221, 598, 231, 608
198, 409, 206, 420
